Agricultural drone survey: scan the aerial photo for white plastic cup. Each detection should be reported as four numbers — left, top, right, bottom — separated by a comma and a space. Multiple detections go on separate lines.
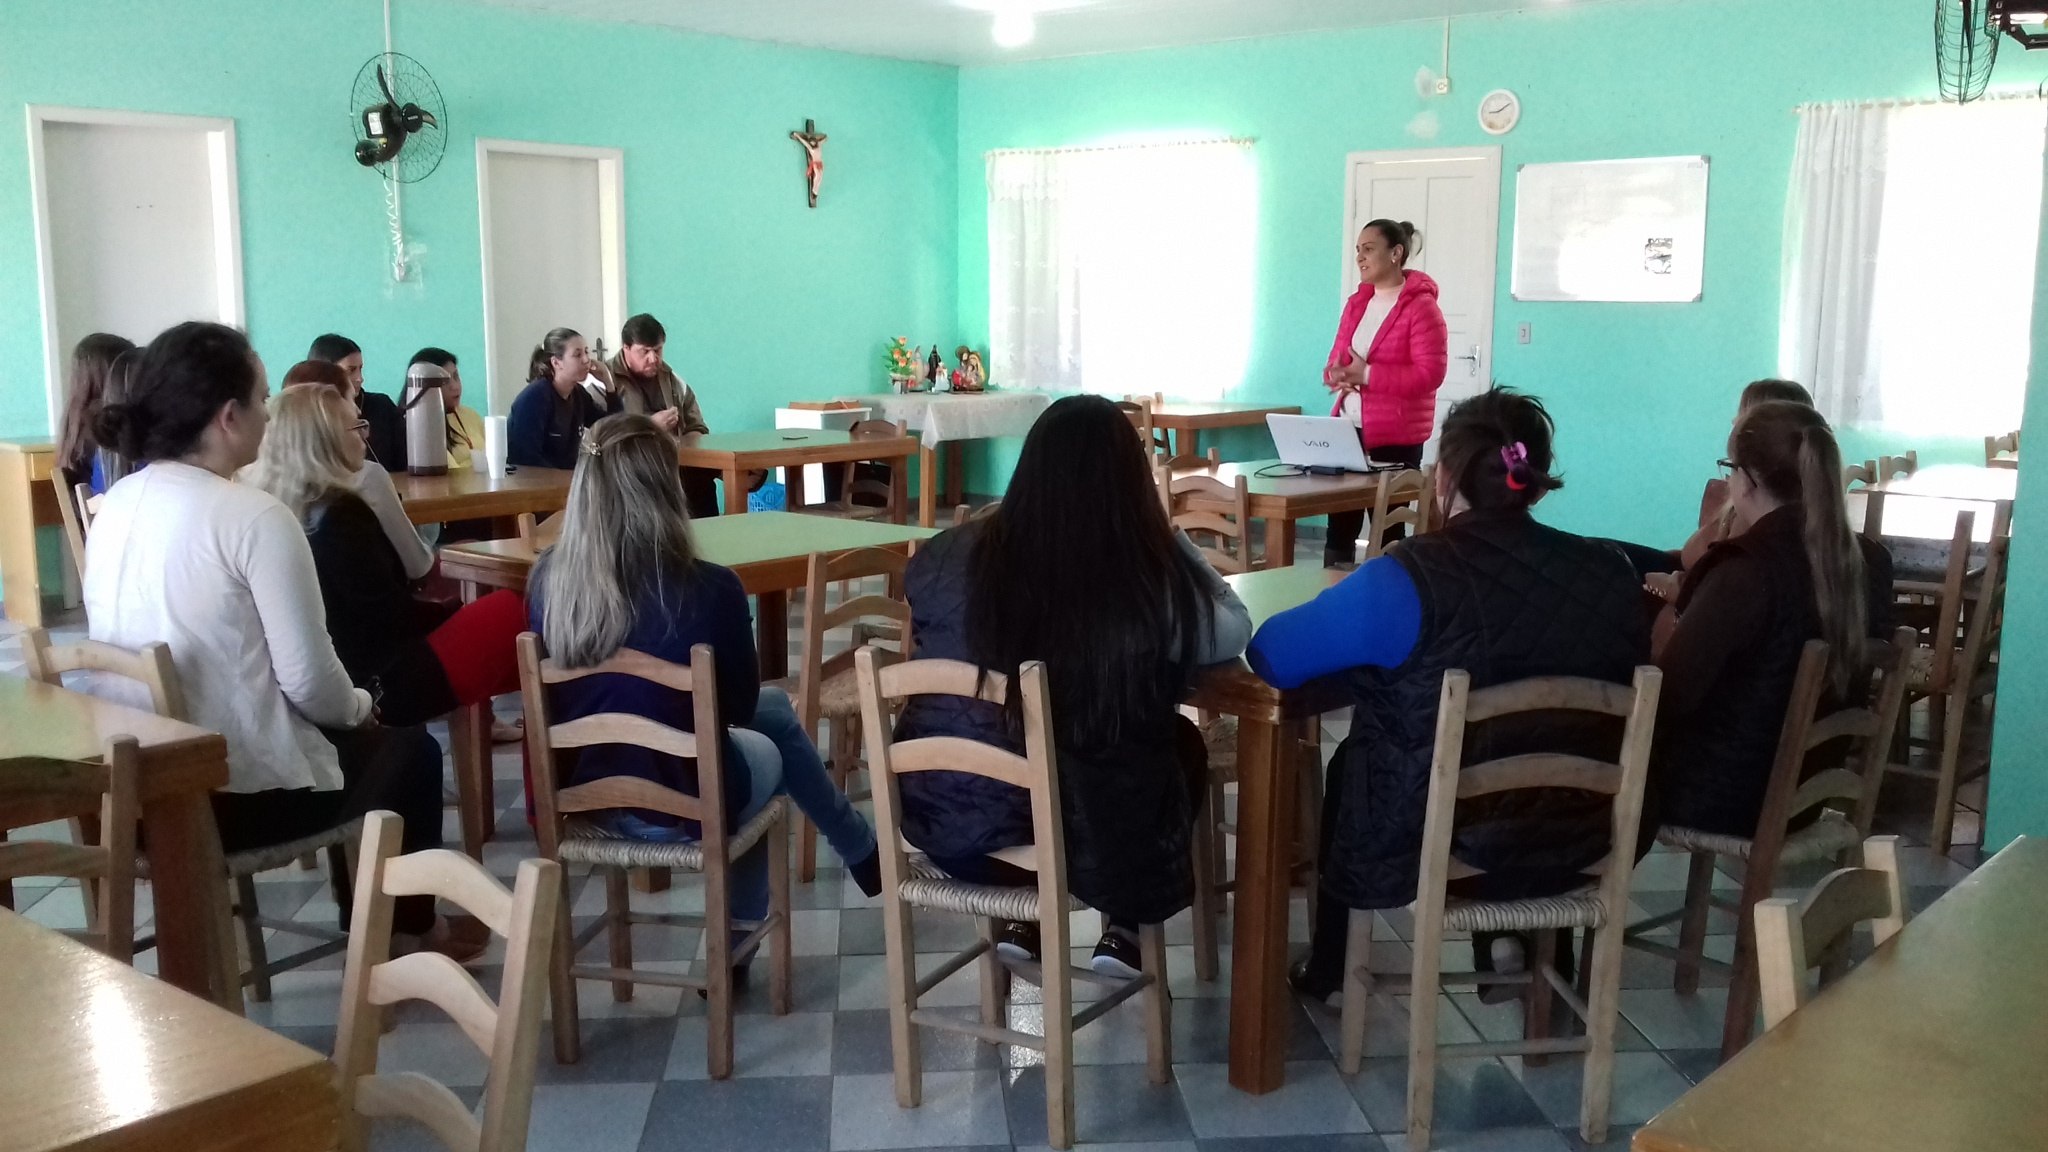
482, 415, 509, 479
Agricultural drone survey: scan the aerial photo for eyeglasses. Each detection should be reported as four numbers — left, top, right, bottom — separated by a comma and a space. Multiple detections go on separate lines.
1716, 458, 1743, 479
350, 421, 371, 438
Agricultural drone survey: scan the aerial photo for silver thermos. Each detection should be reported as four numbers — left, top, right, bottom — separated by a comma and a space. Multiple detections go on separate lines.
402, 362, 450, 476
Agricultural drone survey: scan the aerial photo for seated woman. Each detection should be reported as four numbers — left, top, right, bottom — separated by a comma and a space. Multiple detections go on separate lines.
1652, 399, 1892, 838
84, 322, 479, 959
508, 328, 612, 471
1250, 389, 1651, 1002
529, 414, 881, 969
893, 395, 1253, 977
308, 333, 408, 470
93, 350, 140, 490
57, 333, 135, 494
277, 360, 434, 581
409, 347, 485, 472
244, 384, 527, 727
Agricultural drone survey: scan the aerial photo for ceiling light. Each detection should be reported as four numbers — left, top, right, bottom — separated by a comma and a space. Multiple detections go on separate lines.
992, 9, 1036, 48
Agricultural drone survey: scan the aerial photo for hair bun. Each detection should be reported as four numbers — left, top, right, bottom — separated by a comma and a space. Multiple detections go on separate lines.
93, 401, 135, 458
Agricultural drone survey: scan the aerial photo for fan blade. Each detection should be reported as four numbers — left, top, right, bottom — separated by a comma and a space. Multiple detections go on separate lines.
376, 63, 400, 107
399, 104, 438, 132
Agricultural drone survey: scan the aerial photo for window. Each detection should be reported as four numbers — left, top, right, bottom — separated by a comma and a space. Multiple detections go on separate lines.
1781, 99, 2044, 435
986, 139, 1256, 400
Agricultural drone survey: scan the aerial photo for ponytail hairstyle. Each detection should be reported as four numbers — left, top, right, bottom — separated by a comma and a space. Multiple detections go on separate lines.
1729, 400, 1866, 695
528, 328, 581, 382
539, 413, 699, 669
1738, 378, 1813, 412
96, 322, 262, 464
1435, 387, 1565, 515
1362, 218, 1422, 268
58, 333, 137, 478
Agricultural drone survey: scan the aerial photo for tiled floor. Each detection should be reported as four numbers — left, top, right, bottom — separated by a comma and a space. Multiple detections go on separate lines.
0, 531, 1989, 1152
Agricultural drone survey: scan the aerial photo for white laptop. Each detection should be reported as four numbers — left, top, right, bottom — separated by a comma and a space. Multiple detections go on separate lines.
1267, 414, 1372, 473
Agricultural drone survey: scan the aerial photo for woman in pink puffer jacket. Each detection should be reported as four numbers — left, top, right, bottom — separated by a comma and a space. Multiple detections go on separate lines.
1321, 219, 1449, 565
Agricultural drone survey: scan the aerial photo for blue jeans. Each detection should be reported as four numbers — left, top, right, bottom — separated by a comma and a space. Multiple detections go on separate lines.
597, 687, 876, 923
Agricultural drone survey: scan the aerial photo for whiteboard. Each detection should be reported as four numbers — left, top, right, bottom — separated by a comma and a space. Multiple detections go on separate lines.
1511, 156, 1710, 303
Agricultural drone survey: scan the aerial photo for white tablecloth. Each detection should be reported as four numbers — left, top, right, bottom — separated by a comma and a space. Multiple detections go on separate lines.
839, 391, 1052, 449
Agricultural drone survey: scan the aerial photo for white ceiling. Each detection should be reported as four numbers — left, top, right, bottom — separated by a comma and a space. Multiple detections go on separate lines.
461, 0, 1602, 66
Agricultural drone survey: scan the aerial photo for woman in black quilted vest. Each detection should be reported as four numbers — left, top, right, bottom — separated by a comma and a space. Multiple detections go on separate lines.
1651, 401, 1891, 838
1250, 389, 1652, 1004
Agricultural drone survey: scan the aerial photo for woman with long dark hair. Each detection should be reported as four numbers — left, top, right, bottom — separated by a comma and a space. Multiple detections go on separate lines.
1652, 400, 1892, 837
57, 333, 136, 492
1251, 389, 1650, 1002
507, 328, 612, 470
893, 394, 1253, 976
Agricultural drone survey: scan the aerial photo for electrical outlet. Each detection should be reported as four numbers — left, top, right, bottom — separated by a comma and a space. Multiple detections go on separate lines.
1434, 76, 1452, 96
1518, 322, 1532, 344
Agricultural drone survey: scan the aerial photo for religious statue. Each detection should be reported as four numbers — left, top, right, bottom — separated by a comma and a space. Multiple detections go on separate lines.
790, 118, 827, 208
951, 346, 987, 392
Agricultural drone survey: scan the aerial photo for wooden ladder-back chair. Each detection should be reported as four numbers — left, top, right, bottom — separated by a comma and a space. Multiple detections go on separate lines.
54, 479, 92, 583
1842, 460, 1878, 490
0, 735, 139, 962
1361, 468, 1436, 561
518, 634, 793, 1076
1124, 392, 1175, 458
766, 548, 913, 881
1626, 629, 1915, 1060
1985, 429, 2019, 469
21, 628, 363, 1002
809, 419, 906, 521
951, 501, 999, 527
1158, 467, 1256, 574
1890, 533, 2008, 855
854, 650, 1171, 1151
515, 511, 559, 545
333, 810, 561, 1152
1753, 835, 1906, 1032
1877, 451, 1918, 482
1337, 667, 1663, 1149
1116, 398, 1160, 462
1160, 446, 1222, 471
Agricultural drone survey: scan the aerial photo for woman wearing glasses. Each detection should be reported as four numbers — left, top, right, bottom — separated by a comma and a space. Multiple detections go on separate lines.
278, 360, 434, 581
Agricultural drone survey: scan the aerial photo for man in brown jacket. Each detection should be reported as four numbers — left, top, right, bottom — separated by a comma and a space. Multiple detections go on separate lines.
607, 313, 719, 516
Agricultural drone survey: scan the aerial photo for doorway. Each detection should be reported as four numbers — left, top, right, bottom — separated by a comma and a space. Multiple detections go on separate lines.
1342, 146, 1502, 459
476, 140, 626, 415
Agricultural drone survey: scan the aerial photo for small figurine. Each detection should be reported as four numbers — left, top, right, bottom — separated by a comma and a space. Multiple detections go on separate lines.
951, 346, 987, 392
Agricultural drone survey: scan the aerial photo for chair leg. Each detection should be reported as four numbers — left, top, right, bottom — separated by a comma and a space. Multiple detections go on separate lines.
794, 812, 820, 886
882, 879, 922, 1107
1930, 690, 1968, 857
705, 857, 736, 1080
234, 874, 271, 1003
768, 814, 793, 1016
976, 918, 1006, 1033
603, 868, 634, 1003
1673, 852, 1714, 996
1719, 873, 1768, 1063
1043, 915, 1077, 1152
1406, 915, 1445, 1151
1579, 925, 1626, 1145
1337, 908, 1374, 1075
548, 875, 583, 1064
1523, 930, 1557, 1068
1189, 786, 1220, 983
1139, 923, 1172, 1084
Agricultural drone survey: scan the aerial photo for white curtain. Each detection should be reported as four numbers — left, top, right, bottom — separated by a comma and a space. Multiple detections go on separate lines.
986, 141, 1257, 399
1779, 103, 1891, 426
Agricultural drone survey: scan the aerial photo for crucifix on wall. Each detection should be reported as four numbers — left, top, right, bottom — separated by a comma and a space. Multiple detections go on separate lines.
790, 118, 827, 208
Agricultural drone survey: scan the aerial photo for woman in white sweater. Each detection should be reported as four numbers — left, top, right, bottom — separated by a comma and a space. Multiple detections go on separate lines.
85, 322, 480, 958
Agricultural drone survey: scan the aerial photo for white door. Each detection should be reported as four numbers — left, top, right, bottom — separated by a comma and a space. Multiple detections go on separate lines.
477, 141, 626, 415
29, 108, 245, 431
1342, 147, 1501, 460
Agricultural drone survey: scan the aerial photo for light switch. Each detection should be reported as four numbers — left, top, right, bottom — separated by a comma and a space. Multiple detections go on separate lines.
1517, 322, 1532, 345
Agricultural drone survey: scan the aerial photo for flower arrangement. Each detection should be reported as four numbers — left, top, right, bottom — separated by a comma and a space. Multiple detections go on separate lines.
883, 337, 918, 385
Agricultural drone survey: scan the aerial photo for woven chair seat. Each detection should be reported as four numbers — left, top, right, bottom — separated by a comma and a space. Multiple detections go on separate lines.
137, 818, 363, 881
765, 669, 862, 719
1202, 717, 1239, 782
1428, 888, 1608, 935
1905, 646, 1936, 691
557, 797, 787, 871
1658, 810, 1859, 867
896, 853, 1083, 921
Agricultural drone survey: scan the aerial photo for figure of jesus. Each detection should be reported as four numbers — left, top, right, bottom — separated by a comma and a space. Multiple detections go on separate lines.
791, 118, 827, 208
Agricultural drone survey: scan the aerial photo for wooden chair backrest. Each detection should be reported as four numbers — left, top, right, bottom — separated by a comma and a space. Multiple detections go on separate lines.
515, 634, 729, 860
1920, 510, 1977, 691
1842, 460, 1878, 490
1952, 532, 2009, 698
516, 512, 560, 545
1160, 447, 1222, 471
54, 479, 89, 582
1985, 430, 2019, 468
951, 501, 1000, 527
794, 548, 914, 732
1159, 468, 1253, 574
1877, 451, 1918, 482
855, 651, 1065, 895
1415, 667, 1662, 931
1362, 468, 1435, 560
837, 420, 904, 509
1816, 629, 1919, 836
333, 810, 561, 1152
0, 736, 139, 962
1116, 399, 1158, 460
20, 630, 188, 722
1754, 835, 1906, 1031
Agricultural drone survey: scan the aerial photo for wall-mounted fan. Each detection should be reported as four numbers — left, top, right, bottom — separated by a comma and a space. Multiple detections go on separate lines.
351, 53, 445, 182
1936, 0, 2001, 103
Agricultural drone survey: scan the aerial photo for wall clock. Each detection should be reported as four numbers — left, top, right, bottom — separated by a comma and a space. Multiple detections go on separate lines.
1479, 89, 1521, 136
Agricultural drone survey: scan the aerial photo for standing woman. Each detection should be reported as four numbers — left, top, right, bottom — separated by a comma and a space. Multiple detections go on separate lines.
507, 328, 612, 471
1321, 220, 1449, 567
56, 333, 136, 493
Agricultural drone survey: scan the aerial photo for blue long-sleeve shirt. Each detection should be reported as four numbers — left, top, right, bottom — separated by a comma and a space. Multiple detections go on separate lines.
507, 378, 609, 471
1247, 555, 1424, 689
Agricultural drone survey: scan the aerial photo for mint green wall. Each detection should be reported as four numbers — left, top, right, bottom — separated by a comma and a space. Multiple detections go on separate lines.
0, 0, 957, 435
955, 0, 2048, 533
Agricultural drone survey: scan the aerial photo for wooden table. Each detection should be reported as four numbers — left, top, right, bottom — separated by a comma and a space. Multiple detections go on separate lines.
1635, 836, 2048, 1152
1868, 463, 2019, 503
1188, 563, 1348, 1093
1150, 403, 1301, 458
0, 909, 338, 1152
676, 430, 917, 519
0, 675, 242, 1011
0, 438, 63, 627
434, 511, 939, 853
1175, 459, 1409, 567
391, 466, 573, 525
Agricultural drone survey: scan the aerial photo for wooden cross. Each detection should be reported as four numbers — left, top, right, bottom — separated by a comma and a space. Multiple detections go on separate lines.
790, 118, 827, 208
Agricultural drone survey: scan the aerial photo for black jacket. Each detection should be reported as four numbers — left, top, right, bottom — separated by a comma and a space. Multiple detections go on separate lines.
1325, 510, 1651, 911
892, 522, 1201, 925
360, 391, 409, 473
1654, 506, 1894, 836
303, 491, 454, 725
